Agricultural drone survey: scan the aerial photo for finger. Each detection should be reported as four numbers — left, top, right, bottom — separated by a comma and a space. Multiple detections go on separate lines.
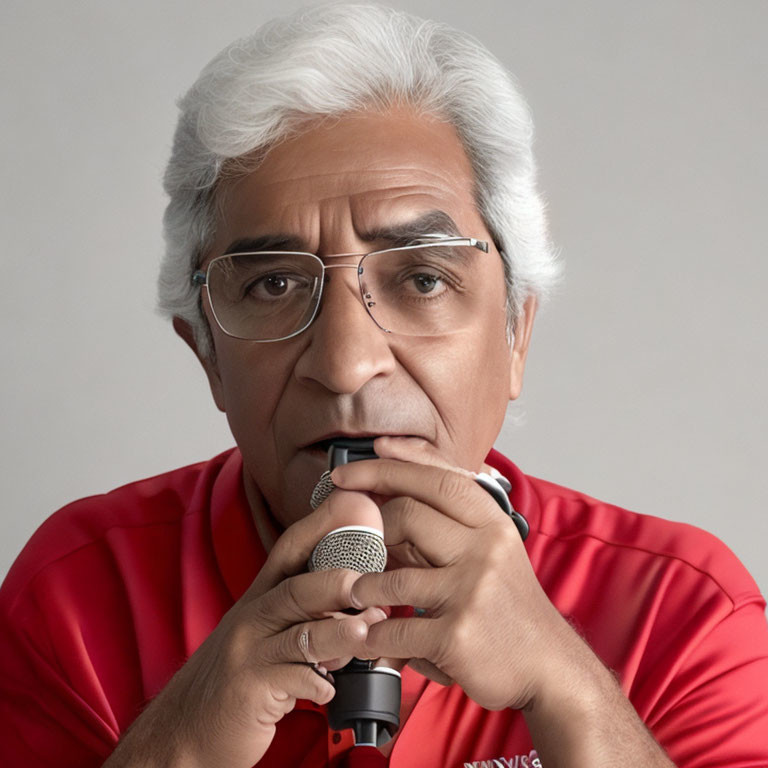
260, 610, 385, 666
249, 568, 363, 633
372, 437, 476, 479
380, 496, 467, 567
264, 661, 336, 707
386, 540, 434, 570
333, 458, 500, 528
351, 568, 450, 613
373, 439, 492, 482
362, 616, 441, 662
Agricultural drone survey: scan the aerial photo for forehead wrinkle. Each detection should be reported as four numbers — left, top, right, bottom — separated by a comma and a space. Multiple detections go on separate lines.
251, 164, 468, 196
315, 194, 357, 254
256, 188, 471, 254
215, 153, 480, 256
350, 187, 469, 223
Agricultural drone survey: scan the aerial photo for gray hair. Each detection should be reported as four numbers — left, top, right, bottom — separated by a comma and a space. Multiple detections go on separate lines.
159, 2, 561, 358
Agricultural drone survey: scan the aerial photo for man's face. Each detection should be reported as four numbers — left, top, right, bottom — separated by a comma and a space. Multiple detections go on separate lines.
189, 108, 535, 529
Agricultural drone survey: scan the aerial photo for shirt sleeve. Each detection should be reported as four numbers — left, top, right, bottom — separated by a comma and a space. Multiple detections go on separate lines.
646, 598, 768, 767
0, 552, 127, 768
0, 590, 119, 768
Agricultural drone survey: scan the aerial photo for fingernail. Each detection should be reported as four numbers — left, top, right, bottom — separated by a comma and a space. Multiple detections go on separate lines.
370, 607, 388, 622
349, 589, 364, 611
310, 664, 333, 684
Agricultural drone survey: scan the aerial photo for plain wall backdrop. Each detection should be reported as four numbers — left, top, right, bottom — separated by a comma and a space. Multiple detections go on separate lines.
1, 0, 766, 601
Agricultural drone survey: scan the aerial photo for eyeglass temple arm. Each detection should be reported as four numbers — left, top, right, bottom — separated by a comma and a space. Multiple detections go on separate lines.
415, 234, 489, 252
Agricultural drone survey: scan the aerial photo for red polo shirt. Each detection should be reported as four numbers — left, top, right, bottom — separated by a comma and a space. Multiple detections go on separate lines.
1, 448, 767, 767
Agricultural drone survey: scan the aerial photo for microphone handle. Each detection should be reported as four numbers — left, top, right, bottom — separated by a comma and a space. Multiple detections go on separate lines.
327, 661, 401, 747
306, 526, 400, 746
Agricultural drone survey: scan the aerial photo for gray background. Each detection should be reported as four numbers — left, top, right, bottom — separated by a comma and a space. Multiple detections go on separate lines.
2, 0, 766, 598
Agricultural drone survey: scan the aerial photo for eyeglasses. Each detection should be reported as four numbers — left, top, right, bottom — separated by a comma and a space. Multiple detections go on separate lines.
192, 236, 490, 342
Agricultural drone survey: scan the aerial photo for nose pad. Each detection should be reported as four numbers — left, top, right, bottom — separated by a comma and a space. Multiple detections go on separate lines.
294, 269, 396, 394
358, 277, 389, 333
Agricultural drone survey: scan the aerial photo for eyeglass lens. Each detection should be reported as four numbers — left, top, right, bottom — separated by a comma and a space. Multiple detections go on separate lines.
205, 243, 483, 341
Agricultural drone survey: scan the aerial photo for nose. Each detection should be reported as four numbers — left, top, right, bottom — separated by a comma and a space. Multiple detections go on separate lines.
293, 267, 396, 394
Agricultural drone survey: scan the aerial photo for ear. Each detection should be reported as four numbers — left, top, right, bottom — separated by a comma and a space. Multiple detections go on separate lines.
173, 317, 226, 412
509, 296, 537, 401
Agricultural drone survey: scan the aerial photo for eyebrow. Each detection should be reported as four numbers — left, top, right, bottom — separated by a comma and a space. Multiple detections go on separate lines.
222, 210, 464, 255
223, 234, 307, 255
360, 210, 463, 246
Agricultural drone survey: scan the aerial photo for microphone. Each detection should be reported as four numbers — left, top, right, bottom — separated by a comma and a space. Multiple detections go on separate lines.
308, 523, 400, 746
308, 440, 401, 748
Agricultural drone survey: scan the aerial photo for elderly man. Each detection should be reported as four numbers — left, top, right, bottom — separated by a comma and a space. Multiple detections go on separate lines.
2, 5, 767, 767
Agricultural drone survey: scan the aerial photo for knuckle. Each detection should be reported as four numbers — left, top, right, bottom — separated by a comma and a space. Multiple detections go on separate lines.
264, 627, 290, 666
330, 567, 360, 598
382, 616, 410, 651
283, 576, 302, 613
484, 541, 506, 571
437, 470, 469, 504
298, 663, 334, 704
448, 614, 474, 656
296, 622, 318, 662
222, 619, 254, 670
270, 533, 289, 562
486, 524, 516, 565
397, 494, 423, 524
268, 532, 298, 573
381, 459, 400, 486
498, 517, 520, 546
245, 597, 272, 633
270, 622, 311, 665
336, 616, 367, 645
315, 567, 359, 612
275, 576, 305, 623
383, 567, 412, 605
254, 680, 294, 725
465, 569, 493, 613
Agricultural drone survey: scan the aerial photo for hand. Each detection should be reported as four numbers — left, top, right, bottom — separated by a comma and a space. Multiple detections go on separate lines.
333, 443, 676, 768
105, 490, 385, 768
331, 442, 582, 712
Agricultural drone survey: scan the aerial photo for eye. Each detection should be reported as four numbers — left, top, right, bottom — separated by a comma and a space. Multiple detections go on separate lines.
411, 273, 441, 293
244, 271, 311, 300
261, 274, 290, 296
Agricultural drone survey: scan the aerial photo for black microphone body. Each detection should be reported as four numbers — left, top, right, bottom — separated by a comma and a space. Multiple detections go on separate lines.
307, 521, 400, 747
326, 659, 401, 746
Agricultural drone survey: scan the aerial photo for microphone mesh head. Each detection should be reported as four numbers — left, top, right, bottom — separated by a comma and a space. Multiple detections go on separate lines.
308, 526, 387, 574
310, 470, 336, 510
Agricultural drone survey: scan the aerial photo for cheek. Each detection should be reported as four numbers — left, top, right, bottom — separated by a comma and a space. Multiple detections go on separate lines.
407, 317, 512, 469
460, 343, 511, 450
213, 340, 292, 452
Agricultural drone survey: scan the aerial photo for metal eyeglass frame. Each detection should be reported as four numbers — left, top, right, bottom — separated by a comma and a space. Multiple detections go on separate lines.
191, 235, 490, 342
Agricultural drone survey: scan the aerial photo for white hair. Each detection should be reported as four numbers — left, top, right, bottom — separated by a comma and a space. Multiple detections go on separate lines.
159, 2, 561, 358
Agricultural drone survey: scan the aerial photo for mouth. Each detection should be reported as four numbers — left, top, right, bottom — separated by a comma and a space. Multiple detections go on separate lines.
304, 434, 380, 454
303, 434, 418, 453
